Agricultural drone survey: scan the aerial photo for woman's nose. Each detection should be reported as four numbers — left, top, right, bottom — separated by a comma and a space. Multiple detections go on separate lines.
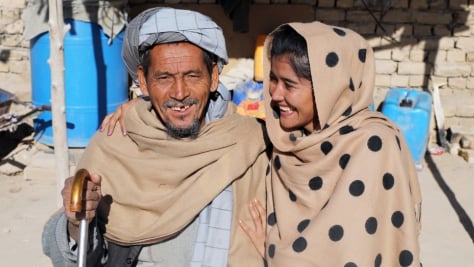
270, 83, 284, 101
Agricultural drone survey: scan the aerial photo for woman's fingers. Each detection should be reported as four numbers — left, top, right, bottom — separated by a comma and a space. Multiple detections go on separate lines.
239, 199, 267, 258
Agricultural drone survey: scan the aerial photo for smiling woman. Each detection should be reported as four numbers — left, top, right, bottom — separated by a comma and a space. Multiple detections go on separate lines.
269, 54, 316, 134
240, 22, 423, 266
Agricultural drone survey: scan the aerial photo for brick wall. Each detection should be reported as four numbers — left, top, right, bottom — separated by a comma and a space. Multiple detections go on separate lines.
1, 0, 474, 138
0, 0, 29, 98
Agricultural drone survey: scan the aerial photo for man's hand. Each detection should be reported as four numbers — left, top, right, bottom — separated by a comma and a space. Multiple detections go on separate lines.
62, 173, 102, 241
239, 199, 267, 258
99, 98, 138, 136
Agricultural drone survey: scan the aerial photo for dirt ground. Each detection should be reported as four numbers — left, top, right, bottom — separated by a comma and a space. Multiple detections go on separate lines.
0, 168, 56, 266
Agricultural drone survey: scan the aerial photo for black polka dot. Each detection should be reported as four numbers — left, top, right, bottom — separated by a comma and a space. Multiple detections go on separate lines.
391, 211, 404, 228
349, 180, 365, 196
272, 109, 279, 119
274, 156, 281, 170
365, 217, 378, 234
297, 219, 310, 233
349, 77, 355, 91
309, 176, 323, 190
383, 173, 395, 190
292, 237, 307, 252
329, 225, 344, 241
263, 258, 268, 267
268, 212, 277, 226
399, 250, 414, 267
396, 135, 401, 150
339, 154, 351, 169
266, 165, 271, 176
323, 123, 330, 129
268, 244, 275, 258
358, 48, 367, 63
333, 28, 346, 36
289, 190, 297, 202
359, 81, 363, 89
326, 52, 339, 67
289, 133, 297, 142
321, 141, 333, 155
375, 253, 382, 267
344, 263, 357, 267
340, 125, 354, 135
343, 106, 352, 116
368, 135, 382, 151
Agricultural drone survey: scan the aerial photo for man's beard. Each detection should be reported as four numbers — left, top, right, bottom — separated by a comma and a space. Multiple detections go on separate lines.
160, 98, 210, 139
165, 119, 200, 139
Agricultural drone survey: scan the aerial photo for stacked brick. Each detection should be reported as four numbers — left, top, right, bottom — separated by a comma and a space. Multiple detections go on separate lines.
313, 0, 474, 146
0, 0, 29, 97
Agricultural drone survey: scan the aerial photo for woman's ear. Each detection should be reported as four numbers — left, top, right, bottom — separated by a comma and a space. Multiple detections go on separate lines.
210, 63, 219, 93
137, 66, 149, 96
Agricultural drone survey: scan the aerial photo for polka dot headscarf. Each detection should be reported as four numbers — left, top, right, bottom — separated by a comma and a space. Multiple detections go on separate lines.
262, 21, 422, 266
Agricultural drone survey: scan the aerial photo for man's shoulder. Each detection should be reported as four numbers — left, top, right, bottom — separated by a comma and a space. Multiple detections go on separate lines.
229, 113, 266, 129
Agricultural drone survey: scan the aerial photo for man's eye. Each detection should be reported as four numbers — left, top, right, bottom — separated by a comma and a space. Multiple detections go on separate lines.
155, 76, 172, 85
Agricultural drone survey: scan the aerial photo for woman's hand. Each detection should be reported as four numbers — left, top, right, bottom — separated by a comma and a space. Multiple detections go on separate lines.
99, 98, 138, 136
239, 199, 267, 258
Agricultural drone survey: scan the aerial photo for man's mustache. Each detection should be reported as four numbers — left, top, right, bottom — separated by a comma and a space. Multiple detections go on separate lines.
164, 98, 198, 108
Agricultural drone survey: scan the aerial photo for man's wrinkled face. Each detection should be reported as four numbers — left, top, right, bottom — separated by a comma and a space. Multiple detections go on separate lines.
137, 42, 219, 139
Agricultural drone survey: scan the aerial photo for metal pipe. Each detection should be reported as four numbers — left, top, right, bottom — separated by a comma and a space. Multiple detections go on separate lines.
77, 219, 89, 267
70, 168, 90, 267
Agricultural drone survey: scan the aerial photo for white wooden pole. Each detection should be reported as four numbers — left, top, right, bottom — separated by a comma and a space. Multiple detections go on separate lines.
48, 0, 71, 207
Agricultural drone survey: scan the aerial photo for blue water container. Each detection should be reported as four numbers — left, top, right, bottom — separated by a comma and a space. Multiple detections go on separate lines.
381, 88, 432, 164
232, 81, 263, 106
30, 19, 128, 147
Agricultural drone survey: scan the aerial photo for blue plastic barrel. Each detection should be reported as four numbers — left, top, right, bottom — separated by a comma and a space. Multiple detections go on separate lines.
381, 88, 432, 164
30, 19, 128, 147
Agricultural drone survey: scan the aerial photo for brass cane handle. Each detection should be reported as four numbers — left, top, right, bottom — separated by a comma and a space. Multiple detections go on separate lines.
70, 168, 90, 212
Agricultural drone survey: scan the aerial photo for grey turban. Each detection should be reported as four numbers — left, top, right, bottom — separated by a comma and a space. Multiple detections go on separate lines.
122, 7, 229, 83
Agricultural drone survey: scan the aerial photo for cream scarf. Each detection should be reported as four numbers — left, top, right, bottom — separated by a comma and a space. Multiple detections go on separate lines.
263, 22, 422, 266
77, 99, 268, 266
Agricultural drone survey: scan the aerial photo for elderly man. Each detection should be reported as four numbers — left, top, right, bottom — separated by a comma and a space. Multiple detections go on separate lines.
42, 7, 268, 266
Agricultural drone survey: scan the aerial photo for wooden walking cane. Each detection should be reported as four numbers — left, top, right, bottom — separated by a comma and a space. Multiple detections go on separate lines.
70, 169, 91, 267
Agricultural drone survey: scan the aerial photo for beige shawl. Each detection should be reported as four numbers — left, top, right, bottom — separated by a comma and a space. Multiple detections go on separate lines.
263, 22, 422, 266
77, 99, 268, 266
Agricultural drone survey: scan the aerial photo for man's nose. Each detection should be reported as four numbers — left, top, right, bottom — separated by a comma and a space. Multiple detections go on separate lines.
170, 79, 190, 100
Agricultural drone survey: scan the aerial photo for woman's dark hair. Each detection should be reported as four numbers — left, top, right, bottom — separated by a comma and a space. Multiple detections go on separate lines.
140, 42, 216, 77
270, 25, 311, 81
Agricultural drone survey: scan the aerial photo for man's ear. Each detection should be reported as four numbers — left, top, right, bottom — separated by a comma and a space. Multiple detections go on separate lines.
210, 63, 219, 93
137, 66, 149, 96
